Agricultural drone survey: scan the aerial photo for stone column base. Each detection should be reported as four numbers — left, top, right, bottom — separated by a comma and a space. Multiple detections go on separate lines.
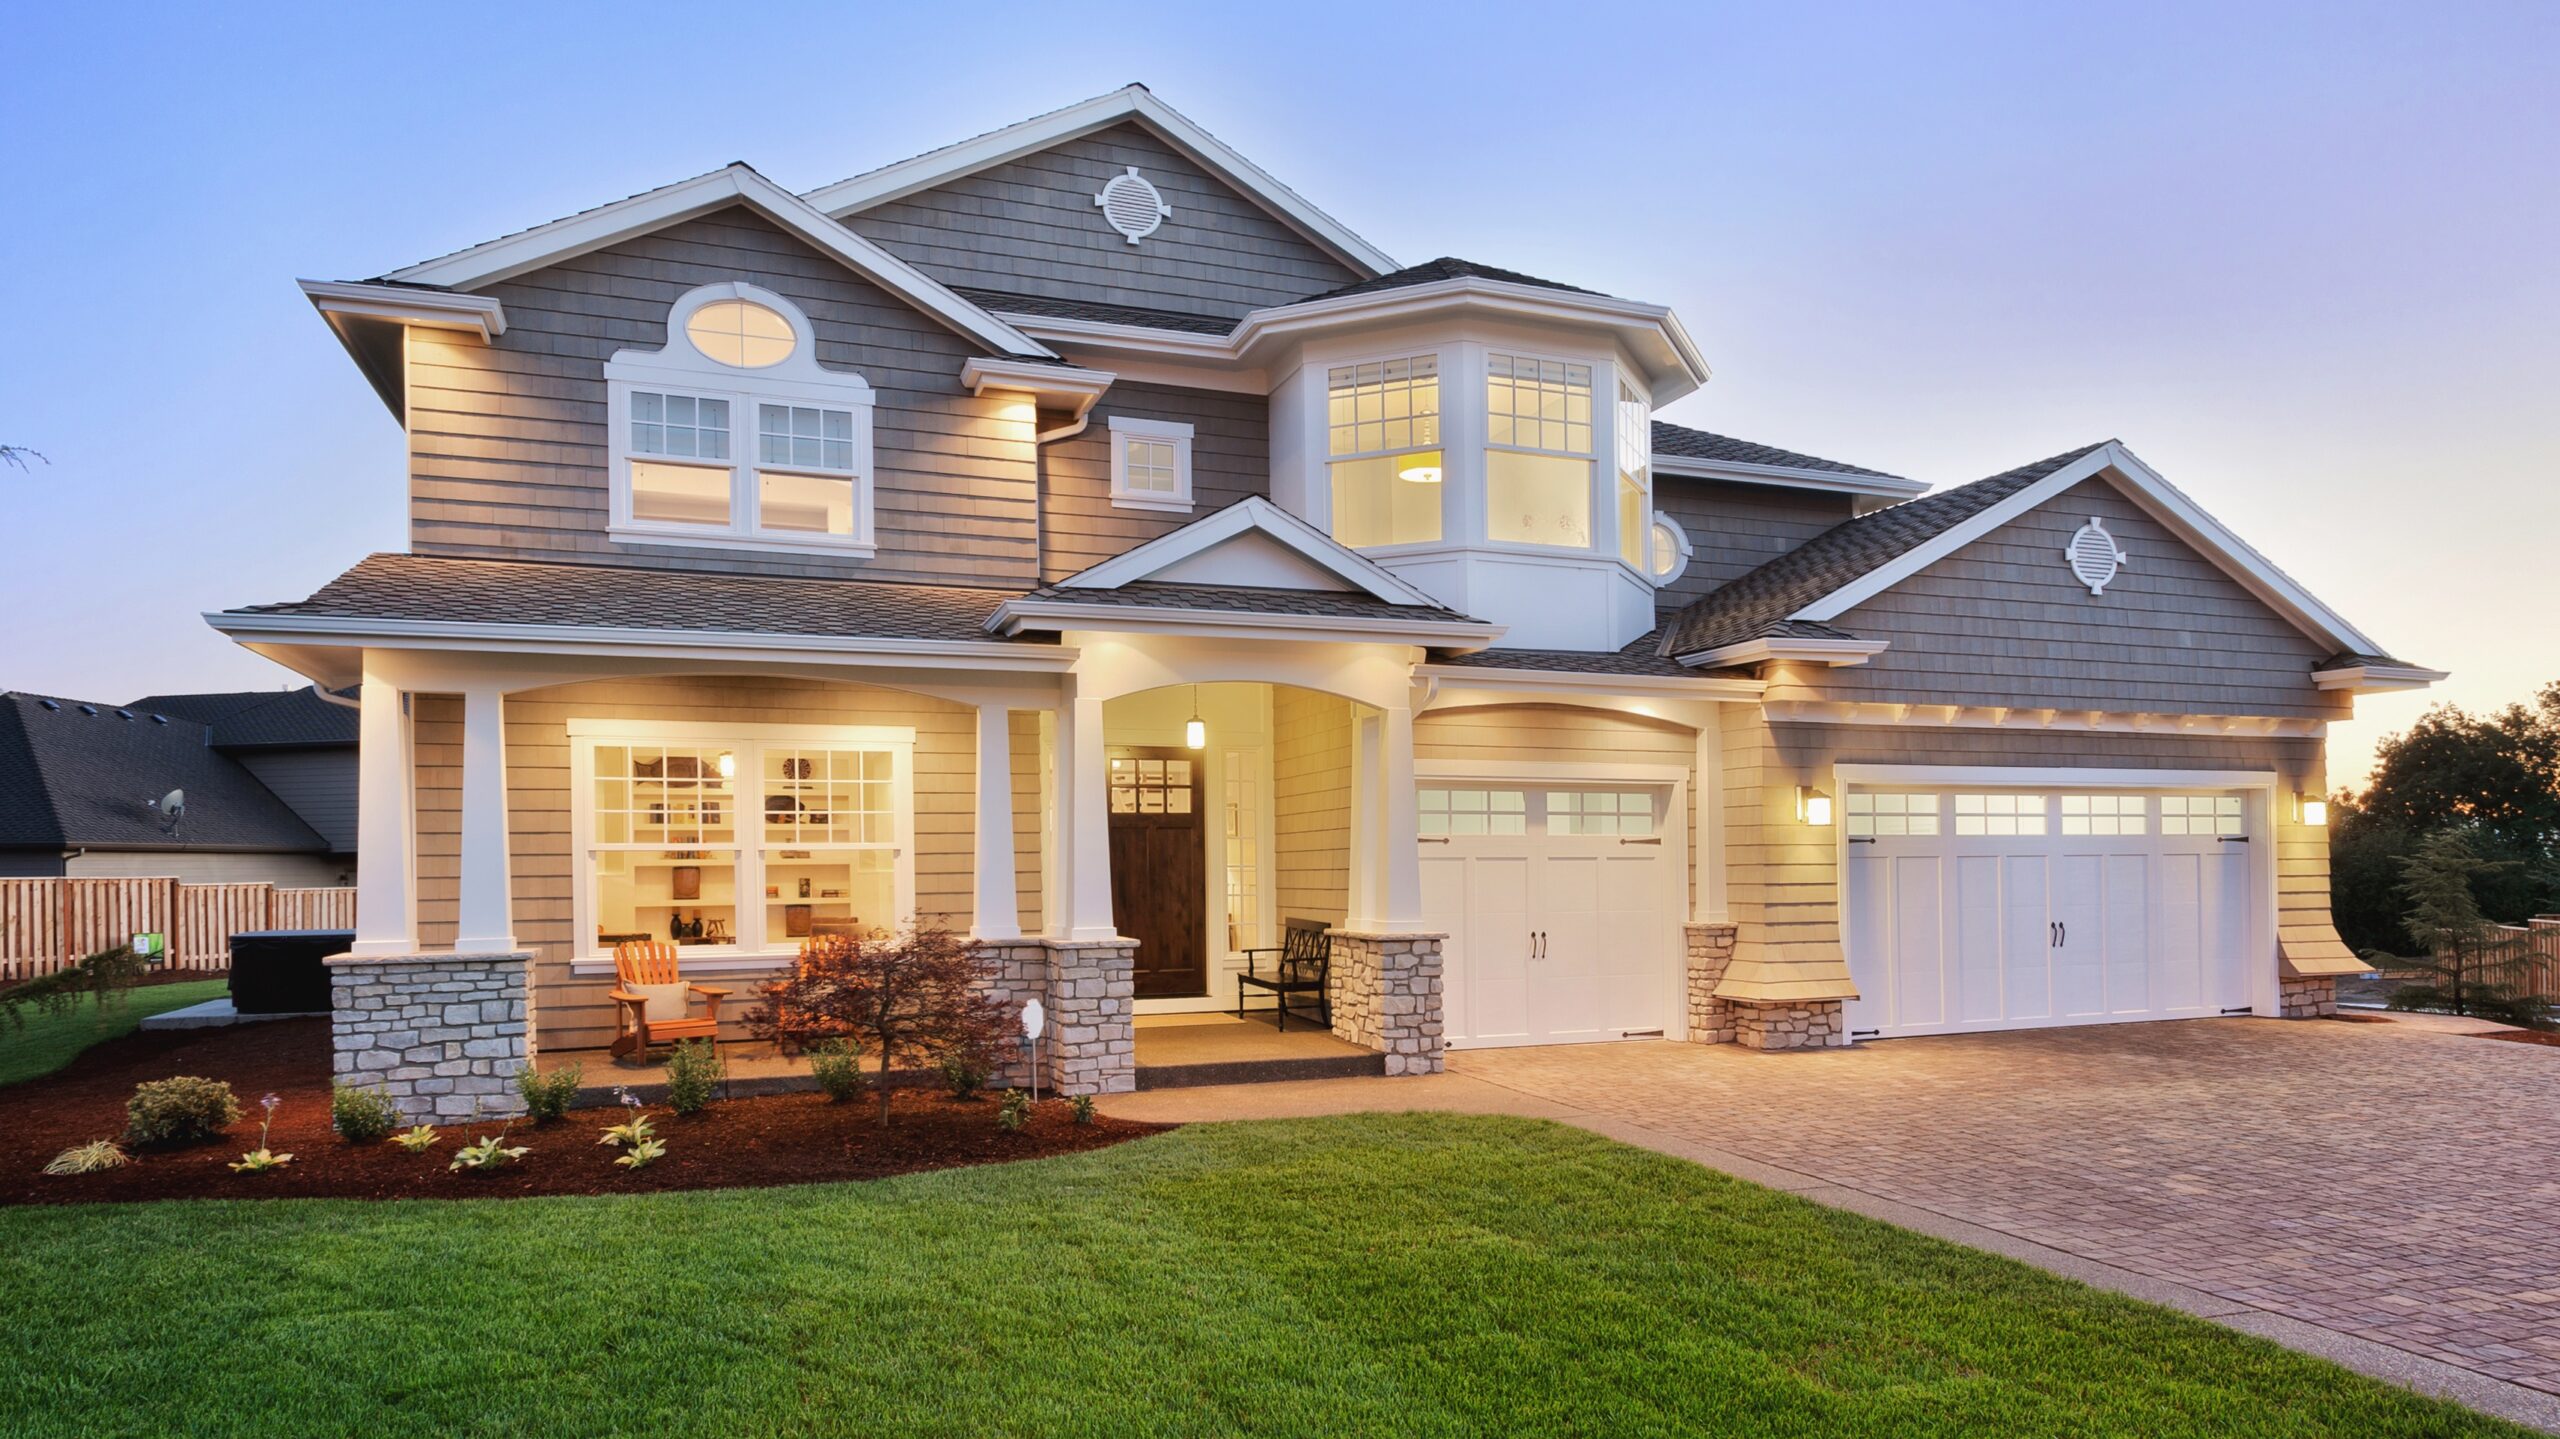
971, 939, 1054, 1090
1730, 999, 1847, 1051
326, 949, 534, 1121
1041, 938, 1137, 1095
1684, 923, 1739, 1044
1327, 930, 1446, 1075
2279, 975, 2339, 1019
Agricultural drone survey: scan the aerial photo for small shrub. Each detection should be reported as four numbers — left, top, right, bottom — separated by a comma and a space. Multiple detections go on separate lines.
808, 1039, 866, 1103
126, 1076, 241, 1146
614, 1137, 667, 1171
450, 1121, 528, 1173
996, 1088, 1031, 1132
390, 1123, 440, 1153
937, 1046, 992, 1101
597, 1088, 656, 1150
664, 1039, 724, 1115
229, 1093, 294, 1173
331, 1083, 401, 1144
515, 1062, 583, 1124
1068, 1093, 1095, 1126
43, 1140, 128, 1176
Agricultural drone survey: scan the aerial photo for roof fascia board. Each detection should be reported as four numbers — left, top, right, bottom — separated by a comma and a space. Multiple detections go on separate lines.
802, 87, 1399, 277
1651, 453, 1923, 500
204, 611, 1075, 672
300, 280, 506, 340
1676, 637, 1891, 669
2311, 662, 2449, 694
960, 357, 1117, 422
989, 600, 1500, 647
1232, 277, 1711, 401
384, 167, 1053, 359
1055, 496, 1444, 607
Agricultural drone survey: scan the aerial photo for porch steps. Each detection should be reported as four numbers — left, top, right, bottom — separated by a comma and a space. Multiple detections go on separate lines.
1134, 1052, 1388, 1090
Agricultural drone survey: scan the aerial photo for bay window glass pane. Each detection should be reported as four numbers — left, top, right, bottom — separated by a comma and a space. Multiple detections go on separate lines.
763, 847, 896, 942
593, 850, 739, 947
1327, 356, 1439, 458
1487, 450, 1592, 548
1618, 475, 1647, 568
1487, 355, 1592, 454
1618, 380, 1650, 568
630, 460, 731, 527
1330, 451, 1443, 548
757, 470, 854, 535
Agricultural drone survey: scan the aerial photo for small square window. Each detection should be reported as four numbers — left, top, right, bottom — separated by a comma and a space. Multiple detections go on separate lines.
1108, 417, 1195, 512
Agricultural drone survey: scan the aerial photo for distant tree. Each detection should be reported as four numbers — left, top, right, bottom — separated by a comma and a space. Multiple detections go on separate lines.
0, 445, 42, 470
2374, 831, 2548, 1028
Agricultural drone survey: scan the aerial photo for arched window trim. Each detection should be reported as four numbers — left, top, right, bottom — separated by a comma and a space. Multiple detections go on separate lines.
1648, 510, 1694, 585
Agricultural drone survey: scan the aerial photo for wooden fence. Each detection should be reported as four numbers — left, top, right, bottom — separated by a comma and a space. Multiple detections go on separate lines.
2444, 917, 2560, 1002
0, 878, 356, 980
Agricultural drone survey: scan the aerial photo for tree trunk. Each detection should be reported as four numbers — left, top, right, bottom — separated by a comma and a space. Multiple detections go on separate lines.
876, 1034, 896, 1127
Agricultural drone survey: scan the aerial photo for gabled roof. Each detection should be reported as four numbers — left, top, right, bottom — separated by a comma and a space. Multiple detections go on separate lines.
1651, 421, 1907, 483
1301, 257, 1598, 304
0, 693, 331, 854
1055, 496, 1449, 607
130, 687, 358, 749
802, 85, 1398, 278
377, 164, 1052, 360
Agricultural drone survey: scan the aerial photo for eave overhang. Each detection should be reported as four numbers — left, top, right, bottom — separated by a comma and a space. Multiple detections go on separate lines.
1651, 452, 1925, 503
299, 280, 509, 420
2311, 662, 2450, 695
987, 601, 1502, 649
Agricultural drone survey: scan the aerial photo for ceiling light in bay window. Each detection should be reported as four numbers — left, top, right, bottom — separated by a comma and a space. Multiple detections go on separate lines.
1395, 449, 1445, 484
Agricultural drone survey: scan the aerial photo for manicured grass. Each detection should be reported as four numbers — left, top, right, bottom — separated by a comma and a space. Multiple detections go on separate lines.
0, 979, 229, 1089
0, 1114, 2521, 1437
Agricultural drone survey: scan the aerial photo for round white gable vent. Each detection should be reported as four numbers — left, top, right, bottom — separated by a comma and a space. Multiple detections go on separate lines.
1095, 166, 1172, 245
2065, 517, 2131, 595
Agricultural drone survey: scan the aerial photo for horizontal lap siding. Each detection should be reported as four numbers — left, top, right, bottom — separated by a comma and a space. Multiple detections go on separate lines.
1652, 478, 1857, 613
1040, 383, 1271, 581
410, 207, 1039, 586
1800, 477, 2347, 719
1272, 688, 1351, 925
842, 123, 1361, 317
1414, 705, 1701, 913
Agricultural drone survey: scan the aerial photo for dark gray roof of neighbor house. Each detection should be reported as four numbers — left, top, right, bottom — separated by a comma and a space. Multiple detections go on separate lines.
1016, 580, 1478, 625
229, 553, 1030, 644
0, 693, 331, 853
1656, 442, 2115, 659
1651, 421, 1905, 481
1424, 627, 1701, 678
131, 687, 358, 749
952, 287, 1241, 336
1302, 256, 1601, 304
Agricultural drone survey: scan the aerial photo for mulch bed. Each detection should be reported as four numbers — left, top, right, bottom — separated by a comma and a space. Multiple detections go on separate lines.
2, 1019, 1167, 1206
2475, 1029, 2560, 1048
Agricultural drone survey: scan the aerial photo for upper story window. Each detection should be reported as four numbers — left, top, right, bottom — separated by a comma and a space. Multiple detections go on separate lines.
1616, 380, 1651, 570
1485, 354, 1592, 549
605, 282, 877, 557
1327, 356, 1443, 549
1107, 415, 1196, 513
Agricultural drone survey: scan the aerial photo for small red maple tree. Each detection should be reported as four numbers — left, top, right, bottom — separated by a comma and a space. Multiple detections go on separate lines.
748, 920, 1017, 1127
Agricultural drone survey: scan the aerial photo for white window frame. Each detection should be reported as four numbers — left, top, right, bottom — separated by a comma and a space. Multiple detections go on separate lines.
566, 718, 916, 973
1323, 350, 1446, 551
604, 281, 878, 558
1106, 415, 1196, 513
1615, 378, 1652, 574
1483, 350, 1597, 553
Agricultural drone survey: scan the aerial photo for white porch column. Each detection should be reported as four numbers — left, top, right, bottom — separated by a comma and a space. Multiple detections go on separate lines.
1053, 681, 1117, 941
452, 687, 516, 954
1379, 702, 1422, 931
349, 657, 417, 956
1695, 703, 1727, 924
1346, 707, 1382, 928
971, 702, 1021, 942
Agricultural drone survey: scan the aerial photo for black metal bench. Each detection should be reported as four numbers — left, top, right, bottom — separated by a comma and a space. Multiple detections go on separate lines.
1238, 917, 1332, 1032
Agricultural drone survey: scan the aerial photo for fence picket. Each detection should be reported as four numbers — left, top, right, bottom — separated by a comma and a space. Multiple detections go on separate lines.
0, 877, 356, 980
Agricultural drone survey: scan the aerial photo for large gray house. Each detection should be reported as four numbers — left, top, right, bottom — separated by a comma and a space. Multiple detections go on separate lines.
209, 86, 2439, 1104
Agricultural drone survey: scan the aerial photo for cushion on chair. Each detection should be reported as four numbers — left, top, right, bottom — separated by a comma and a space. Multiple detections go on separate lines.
629, 981, 690, 1024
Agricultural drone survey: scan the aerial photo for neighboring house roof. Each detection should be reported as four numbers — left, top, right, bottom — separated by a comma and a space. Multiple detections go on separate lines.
952, 287, 1242, 335
1301, 257, 1600, 304
0, 693, 330, 854
1651, 421, 1905, 482
132, 687, 357, 749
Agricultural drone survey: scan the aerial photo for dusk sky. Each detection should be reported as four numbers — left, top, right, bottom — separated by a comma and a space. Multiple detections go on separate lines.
2, 2, 2551, 789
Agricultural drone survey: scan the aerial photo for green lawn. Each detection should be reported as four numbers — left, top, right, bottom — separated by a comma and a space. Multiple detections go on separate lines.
0, 1114, 2520, 1438
0, 978, 229, 1088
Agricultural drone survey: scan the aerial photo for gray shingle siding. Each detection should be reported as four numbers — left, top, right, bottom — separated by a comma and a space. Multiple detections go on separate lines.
1038, 382, 1272, 582
1651, 477, 1857, 614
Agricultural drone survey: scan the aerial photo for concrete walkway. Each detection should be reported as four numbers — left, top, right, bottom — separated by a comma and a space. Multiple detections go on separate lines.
1101, 1015, 2560, 1434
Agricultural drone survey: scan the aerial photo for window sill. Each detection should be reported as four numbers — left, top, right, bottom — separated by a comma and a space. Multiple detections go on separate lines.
1108, 493, 1196, 514
570, 951, 796, 979
609, 524, 877, 559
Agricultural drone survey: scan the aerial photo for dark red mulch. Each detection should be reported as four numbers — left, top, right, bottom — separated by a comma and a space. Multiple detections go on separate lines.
2324, 1013, 2395, 1024
2475, 1029, 2560, 1048
4, 1018, 1167, 1206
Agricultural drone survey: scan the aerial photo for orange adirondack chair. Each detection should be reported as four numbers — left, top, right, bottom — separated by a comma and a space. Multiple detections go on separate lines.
608, 941, 733, 1059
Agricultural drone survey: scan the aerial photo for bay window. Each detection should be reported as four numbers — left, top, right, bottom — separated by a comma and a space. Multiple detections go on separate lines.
1485, 354, 1592, 549
1327, 355, 1443, 548
1616, 379, 1651, 569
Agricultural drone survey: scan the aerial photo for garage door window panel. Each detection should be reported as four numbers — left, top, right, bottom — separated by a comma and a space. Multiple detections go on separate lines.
2061, 794, 2148, 836
1846, 792, 1942, 838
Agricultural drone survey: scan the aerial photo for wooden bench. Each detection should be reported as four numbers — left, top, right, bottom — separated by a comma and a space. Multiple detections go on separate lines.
1237, 917, 1332, 1032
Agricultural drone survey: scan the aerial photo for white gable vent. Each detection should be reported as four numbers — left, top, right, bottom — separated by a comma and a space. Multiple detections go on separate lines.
2066, 517, 2130, 595
1095, 167, 1172, 245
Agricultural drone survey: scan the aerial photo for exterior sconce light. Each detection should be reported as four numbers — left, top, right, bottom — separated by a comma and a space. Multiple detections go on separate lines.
2294, 792, 2328, 827
1185, 685, 1206, 751
1797, 786, 1833, 827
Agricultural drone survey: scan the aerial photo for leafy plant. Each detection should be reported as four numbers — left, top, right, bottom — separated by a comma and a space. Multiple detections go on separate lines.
614, 1137, 667, 1171
749, 921, 1017, 1127
807, 1038, 866, 1103
938, 1047, 992, 1101
664, 1039, 724, 1115
2, 944, 151, 1031
597, 1088, 656, 1150
515, 1062, 583, 1124
125, 1076, 242, 1146
229, 1094, 294, 1173
996, 1088, 1031, 1132
331, 1083, 402, 1144
43, 1140, 128, 1175
390, 1124, 441, 1154
449, 1119, 529, 1173
1068, 1093, 1095, 1126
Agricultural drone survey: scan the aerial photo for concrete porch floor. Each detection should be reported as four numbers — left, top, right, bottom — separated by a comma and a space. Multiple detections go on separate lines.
1133, 1012, 1385, 1088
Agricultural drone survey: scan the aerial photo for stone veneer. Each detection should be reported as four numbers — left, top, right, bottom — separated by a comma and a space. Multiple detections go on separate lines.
1683, 923, 1739, 1045
2279, 974, 2339, 1019
961, 938, 1139, 1095
1729, 1000, 1848, 1051
1327, 929, 1446, 1075
326, 950, 535, 1121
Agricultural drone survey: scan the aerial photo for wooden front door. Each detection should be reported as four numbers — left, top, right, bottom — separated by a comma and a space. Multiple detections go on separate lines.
1108, 747, 1207, 999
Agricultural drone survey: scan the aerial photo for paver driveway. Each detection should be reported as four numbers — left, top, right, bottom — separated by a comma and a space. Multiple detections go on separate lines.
1453, 1018, 2560, 1399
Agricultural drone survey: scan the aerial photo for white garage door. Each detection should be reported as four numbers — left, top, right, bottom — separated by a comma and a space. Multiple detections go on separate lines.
1418, 785, 1682, 1048
1843, 788, 2258, 1040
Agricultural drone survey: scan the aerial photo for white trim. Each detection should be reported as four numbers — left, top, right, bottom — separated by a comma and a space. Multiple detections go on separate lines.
1647, 509, 1694, 585
385, 164, 1053, 359
801, 86, 1400, 277
1417, 758, 1689, 785
1792, 441, 2402, 666
1054, 495, 1445, 606
1678, 636, 1891, 669
206, 611, 1080, 673
1105, 415, 1196, 512
1835, 763, 2280, 790
959, 356, 1116, 421
988, 600, 1499, 647
1650, 451, 1924, 501
299, 280, 506, 340
1410, 664, 1764, 701
1769, 699, 2329, 738
2312, 662, 2449, 694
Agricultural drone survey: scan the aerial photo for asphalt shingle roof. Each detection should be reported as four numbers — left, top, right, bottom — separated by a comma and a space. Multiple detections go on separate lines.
1651, 421, 1904, 481
132, 688, 357, 749
1656, 442, 2115, 659
1424, 627, 1699, 678
1018, 581, 1476, 625
952, 287, 1240, 336
1301, 257, 1600, 304
0, 693, 330, 853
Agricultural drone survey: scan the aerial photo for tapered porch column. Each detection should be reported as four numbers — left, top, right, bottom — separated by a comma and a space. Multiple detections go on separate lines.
971, 702, 1021, 942
1379, 701, 1422, 931
1694, 704, 1727, 924
1051, 681, 1117, 941
452, 687, 516, 953
348, 656, 417, 956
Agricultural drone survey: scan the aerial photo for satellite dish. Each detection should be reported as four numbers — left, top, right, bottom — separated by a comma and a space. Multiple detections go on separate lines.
149, 789, 185, 830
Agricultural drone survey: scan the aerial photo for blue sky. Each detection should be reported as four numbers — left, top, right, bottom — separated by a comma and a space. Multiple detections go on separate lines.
2, 1, 2551, 787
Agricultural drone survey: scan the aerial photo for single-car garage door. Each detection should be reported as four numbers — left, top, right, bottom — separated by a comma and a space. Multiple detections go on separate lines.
1418, 784, 1683, 1048
1843, 786, 2259, 1040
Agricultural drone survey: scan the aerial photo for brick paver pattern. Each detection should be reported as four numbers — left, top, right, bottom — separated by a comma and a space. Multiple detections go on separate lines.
1452, 1020, 2560, 1395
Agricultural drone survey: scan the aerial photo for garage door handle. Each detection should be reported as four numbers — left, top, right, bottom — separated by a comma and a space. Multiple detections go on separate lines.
1618, 837, 1662, 846
2218, 836, 2250, 843
1418, 836, 1450, 844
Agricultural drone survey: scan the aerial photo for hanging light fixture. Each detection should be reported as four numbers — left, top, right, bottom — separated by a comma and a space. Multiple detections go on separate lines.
1394, 448, 1444, 484
1185, 685, 1206, 751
